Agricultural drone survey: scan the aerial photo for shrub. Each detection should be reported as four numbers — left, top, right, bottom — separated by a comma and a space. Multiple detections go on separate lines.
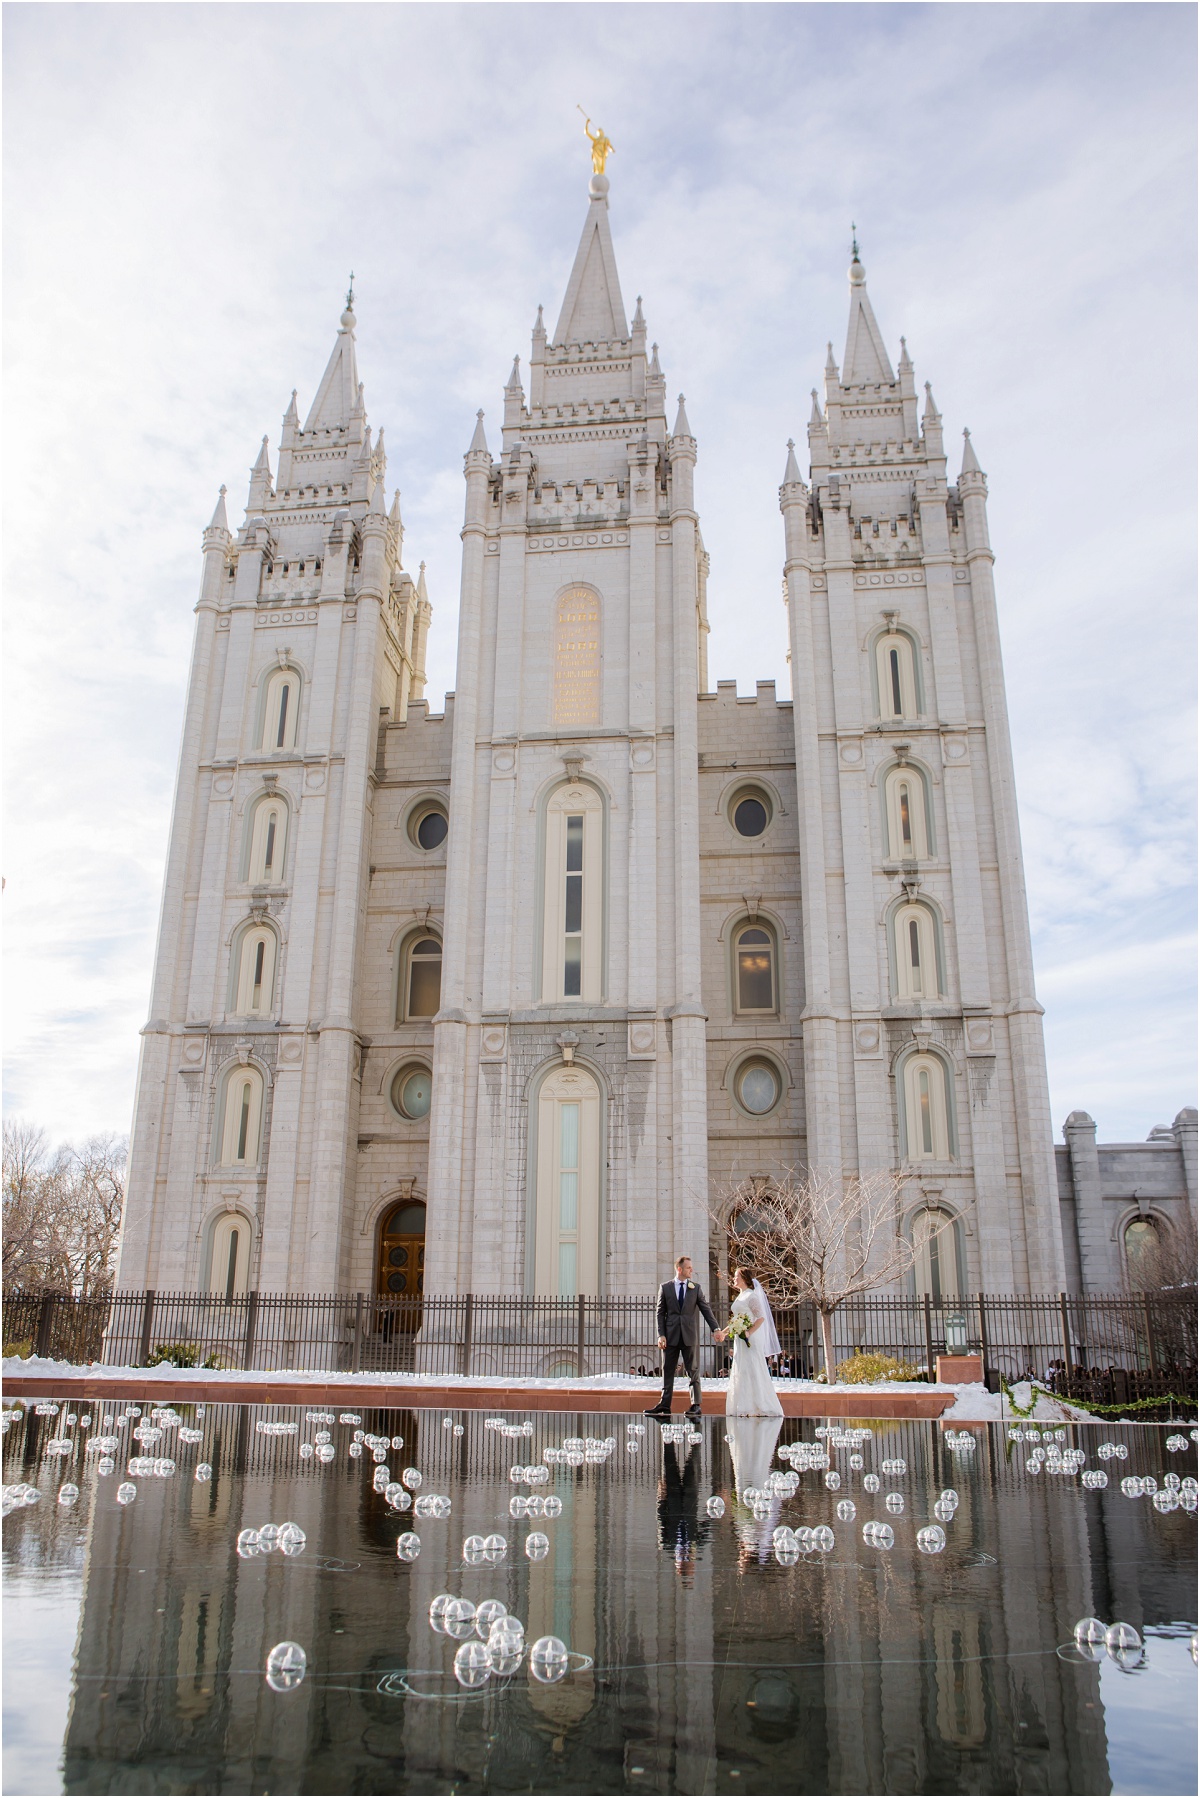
3, 1338, 32, 1360
146, 1341, 220, 1369
836, 1351, 923, 1385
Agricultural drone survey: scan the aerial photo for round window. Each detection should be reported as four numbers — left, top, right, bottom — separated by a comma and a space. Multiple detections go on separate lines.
736, 1059, 782, 1116
730, 788, 772, 838
391, 1065, 432, 1120
408, 802, 448, 851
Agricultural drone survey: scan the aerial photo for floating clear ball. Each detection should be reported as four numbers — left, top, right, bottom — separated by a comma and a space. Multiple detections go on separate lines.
454, 1640, 492, 1688
265, 1641, 307, 1692
529, 1635, 569, 1683
443, 1598, 477, 1640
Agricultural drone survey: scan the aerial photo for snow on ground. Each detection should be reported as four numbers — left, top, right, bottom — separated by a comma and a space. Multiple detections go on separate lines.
0, 1357, 1099, 1418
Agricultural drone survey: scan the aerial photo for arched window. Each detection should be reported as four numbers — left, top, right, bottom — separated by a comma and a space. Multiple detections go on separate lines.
233, 925, 277, 1016
892, 901, 940, 1001
533, 1063, 601, 1296
553, 586, 601, 727
398, 934, 442, 1023
541, 782, 604, 1003
875, 627, 919, 721
732, 922, 778, 1015
912, 1208, 963, 1301
884, 766, 931, 860
261, 667, 300, 752
247, 794, 287, 883
208, 1213, 251, 1299
218, 1065, 264, 1167
1123, 1217, 1159, 1284
900, 1053, 952, 1161
377, 1200, 426, 1297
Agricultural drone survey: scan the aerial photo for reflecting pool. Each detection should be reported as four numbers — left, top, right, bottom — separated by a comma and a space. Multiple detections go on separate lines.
3, 1402, 1196, 1795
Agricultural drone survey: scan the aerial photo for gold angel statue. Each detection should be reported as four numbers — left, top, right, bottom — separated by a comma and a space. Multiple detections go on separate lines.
579, 110, 614, 175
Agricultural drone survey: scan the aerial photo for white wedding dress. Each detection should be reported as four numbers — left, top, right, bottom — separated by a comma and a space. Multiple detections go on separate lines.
725, 1289, 784, 1417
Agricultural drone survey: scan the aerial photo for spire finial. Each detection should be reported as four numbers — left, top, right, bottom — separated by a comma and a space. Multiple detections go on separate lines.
341, 275, 356, 331
851, 221, 859, 261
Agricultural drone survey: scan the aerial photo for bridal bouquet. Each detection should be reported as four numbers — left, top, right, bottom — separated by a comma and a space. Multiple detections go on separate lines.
725, 1311, 752, 1344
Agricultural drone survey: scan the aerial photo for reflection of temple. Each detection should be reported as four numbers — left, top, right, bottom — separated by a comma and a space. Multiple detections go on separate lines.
54, 1409, 1193, 1792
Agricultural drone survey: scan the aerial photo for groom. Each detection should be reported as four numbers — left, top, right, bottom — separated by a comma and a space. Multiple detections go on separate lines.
645, 1256, 724, 1420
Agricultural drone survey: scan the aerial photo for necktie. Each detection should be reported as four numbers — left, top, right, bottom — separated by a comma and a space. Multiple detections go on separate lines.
677, 1281, 684, 1306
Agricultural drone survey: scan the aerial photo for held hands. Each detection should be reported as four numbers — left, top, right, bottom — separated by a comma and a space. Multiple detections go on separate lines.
713, 1329, 726, 1342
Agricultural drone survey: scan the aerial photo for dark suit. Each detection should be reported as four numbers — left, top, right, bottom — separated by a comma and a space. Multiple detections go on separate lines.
657, 1442, 711, 1567
655, 1277, 718, 1412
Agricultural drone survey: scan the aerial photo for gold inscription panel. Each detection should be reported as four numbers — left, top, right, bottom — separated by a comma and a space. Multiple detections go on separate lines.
553, 586, 601, 727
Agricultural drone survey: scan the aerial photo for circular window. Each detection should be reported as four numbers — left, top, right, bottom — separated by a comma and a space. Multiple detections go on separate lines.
735, 1059, 782, 1116
408, 801, 448, 851
729, 787, 772, 838
391, 1064, 432, 1120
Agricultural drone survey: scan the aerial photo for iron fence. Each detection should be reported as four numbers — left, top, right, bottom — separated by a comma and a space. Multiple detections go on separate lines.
2, 1287, 1195, 1409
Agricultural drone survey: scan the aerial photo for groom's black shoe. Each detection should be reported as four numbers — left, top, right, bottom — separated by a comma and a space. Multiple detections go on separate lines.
643, 1405, 671, 1417
686, 1405, 703, 1419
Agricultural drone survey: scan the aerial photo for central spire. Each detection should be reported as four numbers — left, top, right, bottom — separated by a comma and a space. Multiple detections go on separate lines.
841, 241, 894, 386
552, 174, 629, 347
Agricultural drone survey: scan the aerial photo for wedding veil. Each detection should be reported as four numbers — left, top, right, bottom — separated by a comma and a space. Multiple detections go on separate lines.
752, 1279, 782, 1358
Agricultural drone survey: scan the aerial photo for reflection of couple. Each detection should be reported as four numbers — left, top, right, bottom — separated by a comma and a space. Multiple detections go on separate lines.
656, 1417, 785, 1576
657, 1437, 710, 1580
645, 1256, 783, 1419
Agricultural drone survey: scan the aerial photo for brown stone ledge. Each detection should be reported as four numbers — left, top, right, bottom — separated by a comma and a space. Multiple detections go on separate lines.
1, 1375, 955, 1419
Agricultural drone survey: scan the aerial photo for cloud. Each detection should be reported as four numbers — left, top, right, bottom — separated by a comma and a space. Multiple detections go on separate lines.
3, 2, 1195, 1147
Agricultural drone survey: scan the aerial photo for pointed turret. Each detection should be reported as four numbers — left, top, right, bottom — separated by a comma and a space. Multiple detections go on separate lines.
842, 246, 894, 385
921, 381, 944, 459
416, 560, 429, 604
468, 409, 489, 457
897, 337, 912, 375
389, 488, 403, 528
552, 178, 628, 345
809, 390, 823, 426
208, 485, 230, 533
672, 393, 694, 440
825, 342, 839, 376
247, 435, 273, 509
783, 439, 803, 484
283, 389, 299, 426
302, 297, 361, 434
368, 467, 386, 515
960, 427, 982, 476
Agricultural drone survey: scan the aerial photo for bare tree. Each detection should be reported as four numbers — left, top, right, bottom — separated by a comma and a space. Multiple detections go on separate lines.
2, 1121, 126, 1298
712, 1166, 952, 1378
1121, 1205, 1198, 1296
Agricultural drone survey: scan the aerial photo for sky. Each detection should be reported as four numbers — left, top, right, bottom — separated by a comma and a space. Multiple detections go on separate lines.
3, 1, 1196, 1151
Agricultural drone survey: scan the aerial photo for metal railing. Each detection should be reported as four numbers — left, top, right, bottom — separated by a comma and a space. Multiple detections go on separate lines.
2, 1287, 1195, 1408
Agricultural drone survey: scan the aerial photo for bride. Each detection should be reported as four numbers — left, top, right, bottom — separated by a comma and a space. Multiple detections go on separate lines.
725, 1267, 784, 1418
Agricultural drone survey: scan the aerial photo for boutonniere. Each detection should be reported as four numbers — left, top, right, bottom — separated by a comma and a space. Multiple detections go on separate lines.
687, 1281, 695, 1290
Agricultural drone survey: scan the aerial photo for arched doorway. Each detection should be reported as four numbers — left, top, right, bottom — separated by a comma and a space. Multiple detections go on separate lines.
377, 1199, 426, 1323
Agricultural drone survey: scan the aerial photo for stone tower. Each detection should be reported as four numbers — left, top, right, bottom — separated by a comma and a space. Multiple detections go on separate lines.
116, 295, 432, 1295
424, 167, 713, 1296
776, 243, 1065, 1290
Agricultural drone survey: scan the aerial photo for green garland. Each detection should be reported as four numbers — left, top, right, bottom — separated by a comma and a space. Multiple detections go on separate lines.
1001, 1375, 1196, 1421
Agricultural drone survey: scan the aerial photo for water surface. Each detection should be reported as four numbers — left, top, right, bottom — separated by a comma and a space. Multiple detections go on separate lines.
3, 1402, 1195, 1795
